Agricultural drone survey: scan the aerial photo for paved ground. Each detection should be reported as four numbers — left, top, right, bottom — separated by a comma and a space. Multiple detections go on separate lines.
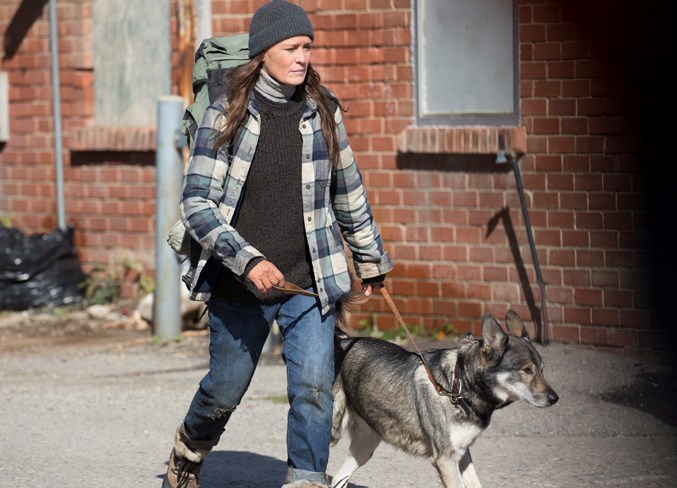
1, 313, 676, 488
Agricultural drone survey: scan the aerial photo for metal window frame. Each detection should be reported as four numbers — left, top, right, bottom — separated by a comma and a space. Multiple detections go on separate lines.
413, 0, 520, 127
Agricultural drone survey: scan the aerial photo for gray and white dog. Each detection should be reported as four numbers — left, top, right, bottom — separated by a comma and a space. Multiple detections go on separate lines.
330, 310, 559, 488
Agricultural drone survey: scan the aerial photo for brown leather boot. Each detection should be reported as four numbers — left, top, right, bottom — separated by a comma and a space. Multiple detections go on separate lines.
161, 425, 210, 488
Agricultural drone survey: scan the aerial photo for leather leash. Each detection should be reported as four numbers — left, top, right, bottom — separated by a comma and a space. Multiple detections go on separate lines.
379, 286, 471, 415
272, 281, 319, 297
271, 281, 470, 414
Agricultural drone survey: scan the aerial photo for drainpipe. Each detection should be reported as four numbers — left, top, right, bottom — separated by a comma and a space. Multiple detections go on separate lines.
195, 0, 212, 48
154, 96, 184, 339
497, 147, 549, 344
48, 0, 65, 230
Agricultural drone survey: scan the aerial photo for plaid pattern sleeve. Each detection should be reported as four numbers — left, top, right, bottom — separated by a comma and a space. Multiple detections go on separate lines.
180, 102, 264, 279
330, 106, 394, 280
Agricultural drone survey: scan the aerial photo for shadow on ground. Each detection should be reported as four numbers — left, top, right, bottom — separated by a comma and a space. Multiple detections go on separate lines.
157, 450, 368, 488
597, 369, 677, 427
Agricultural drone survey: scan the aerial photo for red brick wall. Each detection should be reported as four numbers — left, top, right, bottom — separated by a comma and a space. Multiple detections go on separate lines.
0, 0, 670, 363
516, 0, 666, 362
1, 0, 174, 286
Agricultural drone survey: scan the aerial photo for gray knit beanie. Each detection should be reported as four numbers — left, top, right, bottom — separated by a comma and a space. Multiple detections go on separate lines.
248, 0, 314, 58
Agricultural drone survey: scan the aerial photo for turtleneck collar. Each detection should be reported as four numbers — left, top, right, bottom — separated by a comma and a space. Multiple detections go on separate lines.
255, 68, 297, 103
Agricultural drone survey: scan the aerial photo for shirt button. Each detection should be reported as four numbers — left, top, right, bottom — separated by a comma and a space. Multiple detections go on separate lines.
307, 217, 312, 221
312, 248, 316, 253
302, 124, 307, 129
306, 184, 311, 189
305, 154, 310, 159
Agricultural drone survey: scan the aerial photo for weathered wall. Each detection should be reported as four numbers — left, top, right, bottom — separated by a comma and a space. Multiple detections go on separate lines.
0, 0, 670, 363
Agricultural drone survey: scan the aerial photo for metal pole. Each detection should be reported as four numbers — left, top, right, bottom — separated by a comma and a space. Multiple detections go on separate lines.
509, 154, 549, 345
195, 0, 212, 48
154, 96, 184, 339
48, 0, 66, 230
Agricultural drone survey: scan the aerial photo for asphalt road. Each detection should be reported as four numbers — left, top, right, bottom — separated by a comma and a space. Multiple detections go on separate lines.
1, 323, 676, 488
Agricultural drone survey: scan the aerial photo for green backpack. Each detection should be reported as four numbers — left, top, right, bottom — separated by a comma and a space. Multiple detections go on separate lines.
179, 33, 249, 151
169, 34, 249, 256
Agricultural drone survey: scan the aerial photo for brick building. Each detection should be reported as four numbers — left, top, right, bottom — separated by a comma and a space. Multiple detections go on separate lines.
0, 1, 672, 363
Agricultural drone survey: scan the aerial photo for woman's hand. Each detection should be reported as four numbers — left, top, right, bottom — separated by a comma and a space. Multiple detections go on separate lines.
247, 260, 285, 293
361, 275, 385, 297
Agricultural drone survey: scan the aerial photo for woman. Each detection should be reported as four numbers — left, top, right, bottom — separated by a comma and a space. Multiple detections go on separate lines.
162, 2, 393, 487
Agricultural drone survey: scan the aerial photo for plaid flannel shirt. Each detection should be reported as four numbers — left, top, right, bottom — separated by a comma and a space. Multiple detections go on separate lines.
180, 92, 393, 314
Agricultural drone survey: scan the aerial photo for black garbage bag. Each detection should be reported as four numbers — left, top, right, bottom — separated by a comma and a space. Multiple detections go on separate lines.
0, 226, 86, 310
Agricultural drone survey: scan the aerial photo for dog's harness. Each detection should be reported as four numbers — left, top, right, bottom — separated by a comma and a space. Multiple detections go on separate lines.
380, 286, 471, 416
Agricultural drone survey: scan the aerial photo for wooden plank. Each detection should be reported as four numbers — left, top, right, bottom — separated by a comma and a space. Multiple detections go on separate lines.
93, 0, 171, 127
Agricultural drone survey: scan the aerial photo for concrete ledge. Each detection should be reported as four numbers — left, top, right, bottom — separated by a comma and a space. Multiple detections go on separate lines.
70, 127, 157, 152
397, 126, 527, 155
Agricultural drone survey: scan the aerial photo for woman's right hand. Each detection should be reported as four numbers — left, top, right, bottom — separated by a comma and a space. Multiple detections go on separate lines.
246, 260, 285, 293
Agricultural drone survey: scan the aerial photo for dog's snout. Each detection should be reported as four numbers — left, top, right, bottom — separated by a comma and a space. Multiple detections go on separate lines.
548, 391, 559, 405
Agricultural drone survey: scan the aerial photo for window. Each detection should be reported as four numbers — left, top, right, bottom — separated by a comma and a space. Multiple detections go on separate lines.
93, 0, 170, 127
72, 2, 171, 152
415, 0, 518, 126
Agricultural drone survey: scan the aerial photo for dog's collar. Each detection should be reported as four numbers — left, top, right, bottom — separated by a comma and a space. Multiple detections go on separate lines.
429, 356, 471, 416
447, 358, 472, 416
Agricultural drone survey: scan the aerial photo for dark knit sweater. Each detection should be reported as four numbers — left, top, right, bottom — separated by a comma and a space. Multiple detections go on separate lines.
212, 90, 314, 304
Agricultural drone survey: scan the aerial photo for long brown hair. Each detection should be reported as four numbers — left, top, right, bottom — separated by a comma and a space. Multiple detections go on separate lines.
215, 57, 345, 168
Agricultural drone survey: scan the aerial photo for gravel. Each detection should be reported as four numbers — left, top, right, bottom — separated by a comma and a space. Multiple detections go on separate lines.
1, 310, 676, 487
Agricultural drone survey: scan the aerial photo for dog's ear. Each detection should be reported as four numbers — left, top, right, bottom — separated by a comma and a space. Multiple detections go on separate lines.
505, 309, 530, 341
481, 314, 508, 362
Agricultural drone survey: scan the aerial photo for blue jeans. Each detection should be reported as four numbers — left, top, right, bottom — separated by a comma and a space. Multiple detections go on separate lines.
182, 293, 335, 484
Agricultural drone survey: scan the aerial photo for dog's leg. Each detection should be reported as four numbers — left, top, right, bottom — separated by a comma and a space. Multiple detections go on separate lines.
433, 450, 482, 488
432, 454, 465, 488
331, 413, 381, 488
459, 450, 482, 488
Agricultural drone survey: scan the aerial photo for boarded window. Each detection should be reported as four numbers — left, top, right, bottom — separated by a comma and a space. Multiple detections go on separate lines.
93, 0, 171, 127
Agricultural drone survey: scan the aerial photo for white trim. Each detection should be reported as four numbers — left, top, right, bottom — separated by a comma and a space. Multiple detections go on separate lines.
0, 71, 9, 142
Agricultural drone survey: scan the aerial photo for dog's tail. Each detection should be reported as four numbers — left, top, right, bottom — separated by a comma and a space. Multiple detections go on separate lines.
332, 288, 365, 446
331, 374, 348, 445
334, 287, 366, 332
334, 287, 367, 362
